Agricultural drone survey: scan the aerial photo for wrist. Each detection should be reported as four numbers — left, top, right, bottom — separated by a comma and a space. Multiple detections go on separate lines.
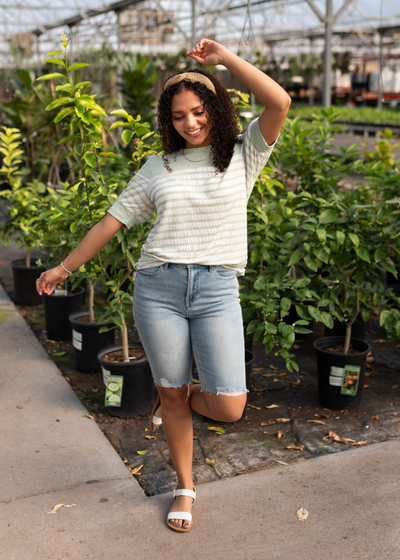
218, 46, 235, 68
60, 261, 73, 275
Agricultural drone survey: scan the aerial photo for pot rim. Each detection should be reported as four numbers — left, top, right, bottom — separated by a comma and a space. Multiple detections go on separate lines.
97, 343, 148, 366
42, 285, 85, 299
11, 258, 46, 270
313, 336, 371, 357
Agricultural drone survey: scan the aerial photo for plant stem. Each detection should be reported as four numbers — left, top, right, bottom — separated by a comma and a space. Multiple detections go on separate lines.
121, 313, 129, 362
25, 248, 31, 268
343, 294, 360, 354
89, 282, 95, 322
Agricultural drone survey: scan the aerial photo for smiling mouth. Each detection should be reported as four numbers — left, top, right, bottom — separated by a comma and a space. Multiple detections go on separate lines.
186, 128, 203, 137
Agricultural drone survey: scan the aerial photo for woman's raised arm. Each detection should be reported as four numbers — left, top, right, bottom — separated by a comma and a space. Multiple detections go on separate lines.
36, 213, 125, 296
187, 39, 291, 146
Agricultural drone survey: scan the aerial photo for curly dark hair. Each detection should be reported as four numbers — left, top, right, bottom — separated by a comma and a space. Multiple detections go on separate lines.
157, 68, 241, 174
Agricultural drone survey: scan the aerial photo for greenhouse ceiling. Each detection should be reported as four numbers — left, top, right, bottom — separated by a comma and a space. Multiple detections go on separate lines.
1, 0, 400, 65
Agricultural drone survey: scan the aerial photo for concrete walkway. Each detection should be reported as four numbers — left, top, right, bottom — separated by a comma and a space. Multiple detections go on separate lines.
1, 283, 399, 560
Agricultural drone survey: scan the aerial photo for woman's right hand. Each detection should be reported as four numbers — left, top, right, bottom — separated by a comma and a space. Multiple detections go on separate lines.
36, 265, 70, 296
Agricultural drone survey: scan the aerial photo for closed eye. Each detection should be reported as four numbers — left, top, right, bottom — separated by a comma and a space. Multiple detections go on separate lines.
173, 112, 205, 121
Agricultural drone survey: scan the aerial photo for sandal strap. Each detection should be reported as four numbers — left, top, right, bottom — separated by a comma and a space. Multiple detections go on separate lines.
152, 415, 162, 425
167, 511, 192, 522
173, 487, 196, 502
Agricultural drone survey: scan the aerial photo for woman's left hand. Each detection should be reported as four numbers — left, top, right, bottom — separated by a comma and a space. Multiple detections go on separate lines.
186, 39, 227, 67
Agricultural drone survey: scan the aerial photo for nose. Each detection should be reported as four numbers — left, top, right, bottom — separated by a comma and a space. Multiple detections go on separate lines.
186, 113, 198, 128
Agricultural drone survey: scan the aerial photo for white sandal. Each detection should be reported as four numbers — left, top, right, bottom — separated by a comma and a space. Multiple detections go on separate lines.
167, 487, 196, 533
150, 393, 162, 430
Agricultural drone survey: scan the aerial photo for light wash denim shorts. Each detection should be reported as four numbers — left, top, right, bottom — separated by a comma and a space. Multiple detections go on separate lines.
132, 263, 247, 397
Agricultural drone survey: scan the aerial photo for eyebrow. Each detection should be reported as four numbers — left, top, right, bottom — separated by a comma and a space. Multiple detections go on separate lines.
171, 105, 204, 114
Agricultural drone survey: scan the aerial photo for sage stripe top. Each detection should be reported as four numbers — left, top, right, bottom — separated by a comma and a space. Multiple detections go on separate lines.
108, 117, 277, 276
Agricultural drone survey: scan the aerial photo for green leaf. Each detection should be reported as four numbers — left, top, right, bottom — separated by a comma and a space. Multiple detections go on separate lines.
288, 248, 305, 267
361, 309, 369, 322
54, 107, 75, 123
37, 72, 66, 81
336, 231, 345, 245
44, 58, 65, 67
74, 81, 91, 91
265, 323, 277, 334
46, 97, 74, 111
109, 121, 131, 130
51, 351, 68, 357
70, 221, 78, 233
320, 312, 334, 329
348, 233, 360, 247
84, 153, 96, 168
110, 108, 129, 119
47, 50, 64, 55
207, 427, 225, 434
121, 129, 134, 144
136, 450, 148, 455
304, 254, 318, 272
313, 247, 329, 264
316, 229, 326, 243
319, 209, 338, 224
355, 246, 370, 262
308, 306, 323, 322
68, 63, 90, 71
273, 270, 286, 288
281, 297, 292, 312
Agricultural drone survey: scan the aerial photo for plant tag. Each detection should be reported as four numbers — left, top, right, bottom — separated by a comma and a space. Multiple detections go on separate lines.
105, 375, 123, 407
329, 366, 344, 386
54, 288, 67, 296
72, 330, 82, 350
340, 365, 361, 396
102, 366, 110, 385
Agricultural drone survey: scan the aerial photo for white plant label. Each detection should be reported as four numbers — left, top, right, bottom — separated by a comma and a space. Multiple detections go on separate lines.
72, 330, 82, 342
73, 338, 82, 351
102, 366, 111, 385
54, 289, 67, 296
329, 366, 344, 387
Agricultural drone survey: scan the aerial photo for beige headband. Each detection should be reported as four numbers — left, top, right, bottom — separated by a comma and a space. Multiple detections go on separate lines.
163, 72, 216, 95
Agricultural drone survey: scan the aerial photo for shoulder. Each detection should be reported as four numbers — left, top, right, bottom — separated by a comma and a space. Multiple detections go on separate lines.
137, 154, 169, 181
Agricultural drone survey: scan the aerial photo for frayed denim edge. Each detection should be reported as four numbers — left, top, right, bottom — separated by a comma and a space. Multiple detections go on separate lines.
158, 378, 192, 400
211, 387, 249, 397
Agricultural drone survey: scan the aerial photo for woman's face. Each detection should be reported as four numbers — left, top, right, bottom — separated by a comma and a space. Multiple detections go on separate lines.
171, 89, 211, 149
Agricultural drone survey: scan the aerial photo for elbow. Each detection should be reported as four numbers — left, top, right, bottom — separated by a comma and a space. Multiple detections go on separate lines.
281, 93, 292, 113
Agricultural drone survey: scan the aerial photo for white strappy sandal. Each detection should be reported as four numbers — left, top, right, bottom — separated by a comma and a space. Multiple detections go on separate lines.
167, 486, 196, 533
150, 393, 162, 430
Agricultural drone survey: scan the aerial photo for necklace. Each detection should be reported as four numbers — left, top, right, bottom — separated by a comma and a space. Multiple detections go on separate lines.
182, 148, 211, 163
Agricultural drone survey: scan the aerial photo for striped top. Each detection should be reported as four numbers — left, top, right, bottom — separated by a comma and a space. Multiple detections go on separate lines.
108, 117, 277, 276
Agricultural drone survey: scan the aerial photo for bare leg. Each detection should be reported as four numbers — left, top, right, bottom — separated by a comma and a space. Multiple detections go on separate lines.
157, 385, 194, 530
190, 384, 247, 422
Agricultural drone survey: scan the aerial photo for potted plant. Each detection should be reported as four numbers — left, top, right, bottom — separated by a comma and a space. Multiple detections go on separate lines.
0, 126, 46, 305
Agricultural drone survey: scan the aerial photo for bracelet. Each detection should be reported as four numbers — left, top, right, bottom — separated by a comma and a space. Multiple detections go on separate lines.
60, 261, 73, 275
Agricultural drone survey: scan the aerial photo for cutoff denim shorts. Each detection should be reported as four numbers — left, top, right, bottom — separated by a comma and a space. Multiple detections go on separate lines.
132, 263, 247, 397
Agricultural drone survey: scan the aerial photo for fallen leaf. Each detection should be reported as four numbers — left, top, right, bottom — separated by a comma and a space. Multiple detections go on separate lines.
286, 445, 305, 451
394, 420, 400, 424
16, 406, 23, 409
276, 418, 291, 423
247, 404, 261, 410
297, 508, 309, 522
272, 378, 279, 382
392, 385, 399, 389
91, 388, 99, 393
388, 365, 396, 369
371, 415, 379, 420
317, 414, 329, 419
276, 460, 289, 465
82, 414, 94, 420
193, 435, 198, 439
278, 373, 288, 378
145, 435, 156, 440
300, 371, 309, 376
323, 431, 355, 444
351, 441, 367, 446
244, 416, 251, 422
308, 420, 326, 425
373, 339, 386, 343
292, 344, 300, 350
51, 351, 68, 357
269, 364, 279, 370
57, 528, 65, 532
62, 445, 66, 448
136, 450, 148, 455
262, 373, 276, 378
205, 458, 215, 466
128, 464, 144, 475
47, 504, 76, 515
364, 384, 369, 388
277, 430, 284, 439
207, 426, 225, 433
265, 404, 279, 409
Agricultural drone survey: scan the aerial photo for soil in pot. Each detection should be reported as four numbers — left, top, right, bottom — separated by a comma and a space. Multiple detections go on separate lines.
98, 344, 156, 418
69, 311, 115, 373
12, 258, 45, 306
42, 286, 84, 341
314, 336, 370, 410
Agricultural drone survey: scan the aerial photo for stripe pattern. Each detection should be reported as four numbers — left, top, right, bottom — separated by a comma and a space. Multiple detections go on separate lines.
108, 118, 277, 276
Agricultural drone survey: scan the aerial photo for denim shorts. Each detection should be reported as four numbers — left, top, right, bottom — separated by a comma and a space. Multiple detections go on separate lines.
132, 263, 247, 397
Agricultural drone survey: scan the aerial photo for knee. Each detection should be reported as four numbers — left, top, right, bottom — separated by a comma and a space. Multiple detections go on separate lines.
215, 394, 247, 423
157, 385, 189, 409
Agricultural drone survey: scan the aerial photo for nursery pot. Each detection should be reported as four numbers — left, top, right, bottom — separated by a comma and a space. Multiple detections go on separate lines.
98, 343, 156, 418
313, 336, 370, 410
69, 311, 115, 373
42, 286, 84, 341
11, 258, 45, 306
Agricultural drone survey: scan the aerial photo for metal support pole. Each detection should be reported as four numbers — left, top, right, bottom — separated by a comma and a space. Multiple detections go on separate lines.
190, 0, 195, 69
377, 29, 383, 111
309, 38, 314, 106
322, 0, 332, 108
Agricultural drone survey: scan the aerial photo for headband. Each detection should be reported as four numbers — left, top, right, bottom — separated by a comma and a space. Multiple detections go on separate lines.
163, 72, 217, 95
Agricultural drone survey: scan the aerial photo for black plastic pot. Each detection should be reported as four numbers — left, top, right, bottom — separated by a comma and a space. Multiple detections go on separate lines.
314, 336, 370, 410
11, 258, 45, 306
98, 343, 156, 418
42, 286, 84, 341
325, 315, 366, 341
69, 311, 115, 373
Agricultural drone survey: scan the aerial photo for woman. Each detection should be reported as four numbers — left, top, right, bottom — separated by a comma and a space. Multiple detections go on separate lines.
36, 38, 291, 533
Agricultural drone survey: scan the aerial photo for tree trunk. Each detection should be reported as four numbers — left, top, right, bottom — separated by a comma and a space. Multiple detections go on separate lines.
121, 314, 129, 362
89, 283, 95, 322
343, 322, 352, 355
25, 249, 31, 268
